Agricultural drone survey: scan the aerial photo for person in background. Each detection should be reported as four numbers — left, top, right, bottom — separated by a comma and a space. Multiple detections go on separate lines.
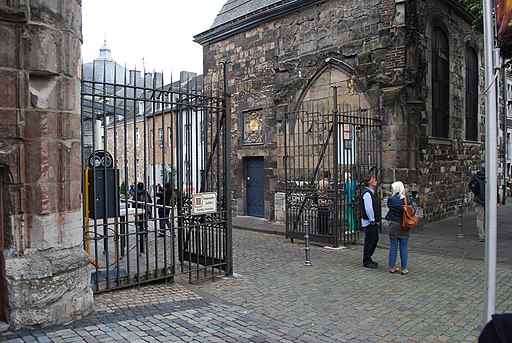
134, 182, 152, 253
468, 165, 500, 242
344, 172, 357, 232
360, 174, 381, 268
128, 182, 136, 198
156, 182, 172, 237
317, 171, 332, 235
385, 181, 414, 275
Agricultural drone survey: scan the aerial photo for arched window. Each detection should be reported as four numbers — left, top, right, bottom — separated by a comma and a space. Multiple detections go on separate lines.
432, 28, 449, 137
465, 47, 478, 141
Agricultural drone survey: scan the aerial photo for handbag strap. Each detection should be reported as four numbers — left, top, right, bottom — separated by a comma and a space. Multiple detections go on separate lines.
403, 194, 408, 206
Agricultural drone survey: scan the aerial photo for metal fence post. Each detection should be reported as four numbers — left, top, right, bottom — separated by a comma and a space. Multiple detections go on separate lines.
458, 200, 464, 239
304, 219, 312, 266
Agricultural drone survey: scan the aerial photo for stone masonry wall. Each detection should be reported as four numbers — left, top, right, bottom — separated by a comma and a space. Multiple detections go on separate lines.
202, 0, 485, 222
410, 0, 485, 221
0, 0, 93, 328
203, 0, 411, 220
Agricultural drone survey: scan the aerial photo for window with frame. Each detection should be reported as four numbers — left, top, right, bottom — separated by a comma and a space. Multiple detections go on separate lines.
465, 47, 478, 141
137, 101, 145, 116
432, 27, 450, 138
155, 94, 163, 112
159, 128, 164, 147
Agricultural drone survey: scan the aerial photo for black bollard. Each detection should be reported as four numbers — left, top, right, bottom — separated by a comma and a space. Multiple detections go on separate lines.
304, 219, 312, 266
458, 200, 464, 239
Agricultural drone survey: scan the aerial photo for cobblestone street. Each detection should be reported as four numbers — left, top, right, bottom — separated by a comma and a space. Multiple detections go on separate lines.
2, 225, 512, 342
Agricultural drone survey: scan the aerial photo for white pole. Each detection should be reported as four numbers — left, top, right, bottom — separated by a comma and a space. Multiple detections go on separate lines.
483, 0, 498, 324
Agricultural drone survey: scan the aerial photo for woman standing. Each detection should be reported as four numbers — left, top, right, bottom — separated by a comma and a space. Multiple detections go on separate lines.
385, 181, 414, 275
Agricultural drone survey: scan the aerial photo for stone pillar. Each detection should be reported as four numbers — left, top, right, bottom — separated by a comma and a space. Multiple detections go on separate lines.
0, 1, 93, 329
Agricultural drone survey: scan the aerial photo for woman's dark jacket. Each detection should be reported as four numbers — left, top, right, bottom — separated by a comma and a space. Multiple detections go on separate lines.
385, 193, 415, 237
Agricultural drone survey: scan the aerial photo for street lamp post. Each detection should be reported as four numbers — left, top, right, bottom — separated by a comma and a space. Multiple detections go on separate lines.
483, 0, 498, 324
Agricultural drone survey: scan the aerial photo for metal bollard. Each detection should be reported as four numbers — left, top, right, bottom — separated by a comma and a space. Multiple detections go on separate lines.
457, 200, 464, 239
304, 219, 312, 266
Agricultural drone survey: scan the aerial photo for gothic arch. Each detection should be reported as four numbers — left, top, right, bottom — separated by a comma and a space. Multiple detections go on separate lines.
294, 58, 373, 112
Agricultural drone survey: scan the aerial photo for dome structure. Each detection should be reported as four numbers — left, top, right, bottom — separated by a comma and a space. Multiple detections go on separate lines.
82, 40, 126, 95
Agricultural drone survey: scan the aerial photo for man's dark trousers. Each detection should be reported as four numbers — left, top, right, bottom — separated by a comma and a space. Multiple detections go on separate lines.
363, 223, 379, 264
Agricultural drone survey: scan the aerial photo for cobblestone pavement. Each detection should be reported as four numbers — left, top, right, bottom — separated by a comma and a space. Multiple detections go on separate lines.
2, 229, 512, 342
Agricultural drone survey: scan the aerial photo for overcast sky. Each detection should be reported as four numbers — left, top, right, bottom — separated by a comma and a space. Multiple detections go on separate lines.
81, 0, 226, 82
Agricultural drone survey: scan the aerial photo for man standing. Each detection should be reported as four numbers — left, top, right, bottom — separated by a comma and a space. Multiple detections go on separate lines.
360, 175, 381, 268
469, 165, 486, 242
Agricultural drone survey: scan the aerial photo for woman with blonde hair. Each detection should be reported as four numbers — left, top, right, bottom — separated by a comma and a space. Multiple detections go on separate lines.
385, 181, 415, 275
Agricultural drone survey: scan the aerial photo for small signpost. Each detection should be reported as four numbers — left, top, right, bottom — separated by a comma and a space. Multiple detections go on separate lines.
192, 192, 217, 215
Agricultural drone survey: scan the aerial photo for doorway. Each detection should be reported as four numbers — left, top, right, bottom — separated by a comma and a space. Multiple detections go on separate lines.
245, 157, 264, 217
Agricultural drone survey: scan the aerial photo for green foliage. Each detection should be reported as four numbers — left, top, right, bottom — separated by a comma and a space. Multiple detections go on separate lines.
120, 180, 126, 195
457, 0, 483, 32
457, 0, 512, 60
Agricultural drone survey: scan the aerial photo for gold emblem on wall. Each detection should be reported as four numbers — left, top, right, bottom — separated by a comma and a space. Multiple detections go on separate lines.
244, 111, 263, 144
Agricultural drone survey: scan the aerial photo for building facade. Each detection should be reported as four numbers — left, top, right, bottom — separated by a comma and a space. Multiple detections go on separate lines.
195, 0, 487, 223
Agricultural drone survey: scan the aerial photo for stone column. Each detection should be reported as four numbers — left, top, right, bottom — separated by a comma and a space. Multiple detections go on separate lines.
0, 1, 93, 329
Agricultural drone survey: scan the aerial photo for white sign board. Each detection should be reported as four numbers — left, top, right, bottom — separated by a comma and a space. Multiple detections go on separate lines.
192, 192, 217, 215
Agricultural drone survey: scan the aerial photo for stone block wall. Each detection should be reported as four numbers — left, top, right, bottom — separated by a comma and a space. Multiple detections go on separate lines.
410, 0, 485, 220
0, 1, 93, 329
203, 0, 412, 220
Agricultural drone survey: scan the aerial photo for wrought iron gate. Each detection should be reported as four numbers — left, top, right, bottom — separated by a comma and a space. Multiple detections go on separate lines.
282, 88, 381, 246
81, 63, 232, 293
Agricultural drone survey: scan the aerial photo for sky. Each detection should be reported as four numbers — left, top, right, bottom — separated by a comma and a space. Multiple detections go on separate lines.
81, 0, 226, 82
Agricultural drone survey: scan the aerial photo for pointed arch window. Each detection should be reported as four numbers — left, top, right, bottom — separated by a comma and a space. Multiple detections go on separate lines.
432, 28, 450, 138
465, 47, 478, 141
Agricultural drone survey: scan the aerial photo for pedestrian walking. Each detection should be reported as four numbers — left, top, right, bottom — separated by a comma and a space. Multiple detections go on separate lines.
360, 174, 381, 268
134, 182, 152, 253
156, 182, 172, 237
385, 181, 414, 275
468, 165, 500, 242
128, 182, 136, 198
316, 171, 332, 235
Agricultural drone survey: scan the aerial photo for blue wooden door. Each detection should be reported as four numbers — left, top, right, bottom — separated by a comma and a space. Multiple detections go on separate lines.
246, 157, 264, 217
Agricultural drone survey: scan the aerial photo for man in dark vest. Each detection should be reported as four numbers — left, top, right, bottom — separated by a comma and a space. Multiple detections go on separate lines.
360, 174, 381, 268
468, 165, 501, 242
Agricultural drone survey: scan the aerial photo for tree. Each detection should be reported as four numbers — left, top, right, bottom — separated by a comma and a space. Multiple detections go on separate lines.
457, 0, 512, 60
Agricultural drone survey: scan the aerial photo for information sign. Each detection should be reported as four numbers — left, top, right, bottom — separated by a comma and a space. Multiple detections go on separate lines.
192, 192, 217, 215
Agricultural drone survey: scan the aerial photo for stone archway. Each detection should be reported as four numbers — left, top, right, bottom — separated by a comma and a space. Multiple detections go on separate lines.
297, 58, 372, 111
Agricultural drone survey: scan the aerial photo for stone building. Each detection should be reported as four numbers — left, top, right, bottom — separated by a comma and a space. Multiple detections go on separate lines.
0, 1, 93, 329
195, 0, 487, 223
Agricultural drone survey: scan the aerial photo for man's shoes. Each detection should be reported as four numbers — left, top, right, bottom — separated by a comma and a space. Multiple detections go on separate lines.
363, 262, 378, 269
478, 237, 485, 242
158, 233, 166, 237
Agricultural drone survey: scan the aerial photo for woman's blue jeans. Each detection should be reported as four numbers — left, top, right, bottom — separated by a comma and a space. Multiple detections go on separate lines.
388, 236, 409, 269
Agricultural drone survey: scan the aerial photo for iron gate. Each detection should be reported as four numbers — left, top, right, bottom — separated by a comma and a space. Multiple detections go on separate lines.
281, 88, 381, 246
81, 63, 232, 293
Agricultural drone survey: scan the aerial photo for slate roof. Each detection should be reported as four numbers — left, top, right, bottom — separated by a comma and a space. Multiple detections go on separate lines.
196, 0, 472, 45
211, 0, 283, 28
195, 0, 325, 45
